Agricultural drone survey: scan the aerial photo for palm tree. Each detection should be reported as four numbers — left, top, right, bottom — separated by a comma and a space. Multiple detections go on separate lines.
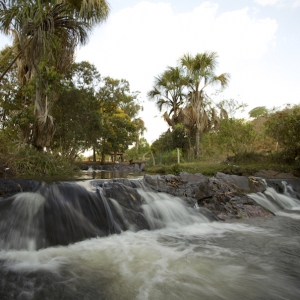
179, 52, 230, 157
148, 66, 186, 128
0, 0, 110, 150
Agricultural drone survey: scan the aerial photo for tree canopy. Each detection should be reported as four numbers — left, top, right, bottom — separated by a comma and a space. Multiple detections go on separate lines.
0, 0, 110, 150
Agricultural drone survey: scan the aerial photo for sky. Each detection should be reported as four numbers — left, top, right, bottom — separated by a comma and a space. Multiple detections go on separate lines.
1, 0, 300, 144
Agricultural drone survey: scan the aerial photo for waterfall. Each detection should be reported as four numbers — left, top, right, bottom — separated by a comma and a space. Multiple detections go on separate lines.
0, 192, 46, 251
0, 179, 209, 251
1, 177, 300, 299
248, 179, 300, 217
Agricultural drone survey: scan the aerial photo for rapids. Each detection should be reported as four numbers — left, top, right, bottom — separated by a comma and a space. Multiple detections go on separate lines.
0, 177, 300, 299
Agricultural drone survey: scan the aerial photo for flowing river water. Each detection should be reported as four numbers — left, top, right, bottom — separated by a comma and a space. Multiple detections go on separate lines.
0, 176, 300, 300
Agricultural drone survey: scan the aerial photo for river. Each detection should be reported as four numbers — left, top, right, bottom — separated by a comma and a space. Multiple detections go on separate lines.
0, 176, 299, 299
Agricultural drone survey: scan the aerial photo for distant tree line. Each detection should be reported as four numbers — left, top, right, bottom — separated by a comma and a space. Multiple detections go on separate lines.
148, 52, 300, 164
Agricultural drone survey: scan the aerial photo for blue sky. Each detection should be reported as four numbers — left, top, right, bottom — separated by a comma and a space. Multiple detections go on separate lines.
1, 0, 300, 143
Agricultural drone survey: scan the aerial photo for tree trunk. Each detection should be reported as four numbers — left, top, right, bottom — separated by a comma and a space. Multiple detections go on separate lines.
135, 138, 139, 153
101, 151, 105, 164
33, 115, 56, 151
195, 127, 200, 158
93, 146, 96, 162
151, 151, 156, 166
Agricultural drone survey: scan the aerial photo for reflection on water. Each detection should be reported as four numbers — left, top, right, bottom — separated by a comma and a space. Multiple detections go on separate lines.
12, 170, 144, 183
81, 170, 144, 180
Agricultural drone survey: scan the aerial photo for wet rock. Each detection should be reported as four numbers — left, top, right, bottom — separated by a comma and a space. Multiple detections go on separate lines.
0, 179, 40, 198
77, 162, 145, 173
254, 169, 297, 179
265, 178, 300, 200
215, 172, 266, 193
142, 173, 273, 221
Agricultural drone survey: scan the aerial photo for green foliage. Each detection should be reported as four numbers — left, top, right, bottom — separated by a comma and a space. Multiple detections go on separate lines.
52, 87, 101, 159
171, 124, 190, 153
145, 153, 299, 177
127, 137, 150, 161
226, 152, 268, 164
170, 163, 182, 175
106, 109, 137, 153
0, 0, 109, 149
217, 118, 257, 154
200, 132, 220, 157
217, 98, 248, 118
0, 46, 22, 128
51, 61, 102, 159
150, 149, 183, 165
265, 105, 300, 160
1, 147, 78, 177
249, 106, 269, 118
0, 130, 13, 154
147, 66, 185, 128
66, 61, 101, 91
97, 77, 143, 160
151, 131, 173, 154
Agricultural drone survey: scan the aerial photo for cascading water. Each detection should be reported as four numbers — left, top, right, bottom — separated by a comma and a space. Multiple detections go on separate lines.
0, 177, 300, 299
248, 179, 300, 218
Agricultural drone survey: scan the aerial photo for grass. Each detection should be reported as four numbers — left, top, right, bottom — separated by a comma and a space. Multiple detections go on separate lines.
145, 153, 300, 177
0, 148, 80, 178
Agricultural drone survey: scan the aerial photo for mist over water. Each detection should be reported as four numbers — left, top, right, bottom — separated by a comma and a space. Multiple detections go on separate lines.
0, 178, 300, 299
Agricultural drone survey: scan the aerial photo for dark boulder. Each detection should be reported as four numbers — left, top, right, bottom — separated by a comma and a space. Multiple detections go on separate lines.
143, 172, 273, 221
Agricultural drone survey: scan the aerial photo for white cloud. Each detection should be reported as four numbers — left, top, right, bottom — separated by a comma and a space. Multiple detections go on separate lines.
254, 0, 300, 7
1, 1, 298, 144
74, 2, 295, 142
254, 0, 282, 6
293, 0, 300, 7
76, 1, 280, 142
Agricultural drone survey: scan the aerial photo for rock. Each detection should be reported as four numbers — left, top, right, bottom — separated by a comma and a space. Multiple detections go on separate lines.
142, 173, 273, 221
215, 172, 266, 193
77, 162, 145, 173
0, 172, 277, 227
254, 169, 297, 179
0, 179, 40, 198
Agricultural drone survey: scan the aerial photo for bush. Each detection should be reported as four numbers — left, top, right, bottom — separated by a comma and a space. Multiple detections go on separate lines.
265, 105, 300, 160
153, 149, 183, 165
1, 147, 79, 177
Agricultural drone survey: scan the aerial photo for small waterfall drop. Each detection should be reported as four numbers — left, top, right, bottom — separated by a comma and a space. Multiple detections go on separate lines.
248, 179, 300, 217
0, 179, 209, 251
1, 177, 300, 300
0, 192, 46, 250
139, 189, 208, 229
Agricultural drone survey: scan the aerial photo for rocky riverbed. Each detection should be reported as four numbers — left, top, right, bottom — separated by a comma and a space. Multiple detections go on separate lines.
1, 170, 299, 222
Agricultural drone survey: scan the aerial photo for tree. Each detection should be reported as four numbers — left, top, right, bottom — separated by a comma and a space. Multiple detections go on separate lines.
170, 124, 189, 154
133, 117, 146, 153
217, 98, 247, 119
249, 106, 269, 119
264, 105, 300, 160
97, 77, 143, 162
66, 61, 101, 91
0, 46, 21, 129
127, 137, 150, 161
179, 52, 230, 158
217, 118, 257, 155
52, 88, 101, 159
148, 66, 185, 128
106, 109, 137, 161
51, 61, 102, 159
0, 0, 109, 150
